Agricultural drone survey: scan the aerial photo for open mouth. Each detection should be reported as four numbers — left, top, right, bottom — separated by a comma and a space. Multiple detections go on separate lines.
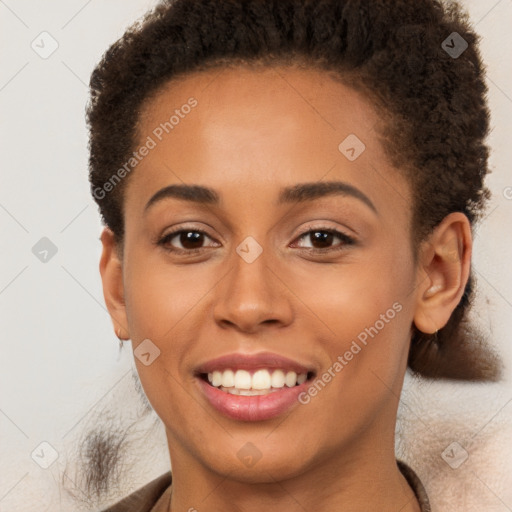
199, 369, 316, 396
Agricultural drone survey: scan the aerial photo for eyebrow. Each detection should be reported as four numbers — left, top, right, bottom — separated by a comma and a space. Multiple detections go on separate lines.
144, 181, 378, 215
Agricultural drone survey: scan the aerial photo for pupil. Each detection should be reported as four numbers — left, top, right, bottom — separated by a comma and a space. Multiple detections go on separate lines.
181, 231, 203, 249
312, 231, 332, 248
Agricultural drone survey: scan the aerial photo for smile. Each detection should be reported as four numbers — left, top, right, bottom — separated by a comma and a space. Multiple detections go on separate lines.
195, 352, 317, 421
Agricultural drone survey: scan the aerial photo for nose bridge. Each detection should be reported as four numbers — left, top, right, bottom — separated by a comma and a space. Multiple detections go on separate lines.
213, 235, 292, 331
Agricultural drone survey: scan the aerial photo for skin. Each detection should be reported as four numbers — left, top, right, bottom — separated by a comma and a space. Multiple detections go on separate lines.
99, 65, 472, 512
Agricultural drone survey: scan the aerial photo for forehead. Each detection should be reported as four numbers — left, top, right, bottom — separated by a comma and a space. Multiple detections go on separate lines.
127, 65, 410, 216
138, 64, 379, 150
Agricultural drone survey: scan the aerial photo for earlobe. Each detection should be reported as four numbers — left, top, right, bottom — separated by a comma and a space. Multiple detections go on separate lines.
413, 212, 472, 335
99, 227, 130, 340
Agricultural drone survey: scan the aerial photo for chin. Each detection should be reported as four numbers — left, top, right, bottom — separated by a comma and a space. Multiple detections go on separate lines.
197, 441, 315, 484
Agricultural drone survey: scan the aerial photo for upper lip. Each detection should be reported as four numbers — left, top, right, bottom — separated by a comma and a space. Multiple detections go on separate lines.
195, 351, 315, 375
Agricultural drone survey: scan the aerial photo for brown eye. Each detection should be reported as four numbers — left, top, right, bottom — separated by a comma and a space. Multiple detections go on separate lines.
158, 229, 218, 253
174, 231, 205, 250
293, 228, 355, 252
308, 231, 335, 249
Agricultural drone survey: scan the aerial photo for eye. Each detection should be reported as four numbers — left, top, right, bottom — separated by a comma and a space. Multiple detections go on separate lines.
157, 228, 219, 254
292, 227, 356, 253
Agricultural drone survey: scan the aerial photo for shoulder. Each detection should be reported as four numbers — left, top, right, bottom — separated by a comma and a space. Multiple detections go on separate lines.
101, 471, 172, 512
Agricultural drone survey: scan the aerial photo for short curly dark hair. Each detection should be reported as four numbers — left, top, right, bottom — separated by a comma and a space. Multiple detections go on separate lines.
88, 0, 502, 382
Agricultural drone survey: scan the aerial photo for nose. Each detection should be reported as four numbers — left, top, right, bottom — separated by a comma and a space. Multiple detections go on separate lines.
213, 243, 294, 334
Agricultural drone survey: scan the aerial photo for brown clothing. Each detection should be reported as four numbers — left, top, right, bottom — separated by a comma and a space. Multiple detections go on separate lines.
102, 459, 430, 511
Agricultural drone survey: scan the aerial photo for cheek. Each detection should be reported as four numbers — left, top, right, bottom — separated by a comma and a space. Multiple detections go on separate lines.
121, 247, 217, 397
300, 245, 414, 333
124, 253, 216, 341
297, 244, 415, 388
123, 260, 213, 429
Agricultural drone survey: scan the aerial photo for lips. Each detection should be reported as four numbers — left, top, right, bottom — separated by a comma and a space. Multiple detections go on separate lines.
194, 352, 316, 421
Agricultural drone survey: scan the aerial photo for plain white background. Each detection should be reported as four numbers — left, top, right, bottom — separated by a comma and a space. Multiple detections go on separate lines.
0, 1, 511, 511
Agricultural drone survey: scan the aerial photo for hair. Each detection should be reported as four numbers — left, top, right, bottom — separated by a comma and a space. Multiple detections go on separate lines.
78, 0, 503, 505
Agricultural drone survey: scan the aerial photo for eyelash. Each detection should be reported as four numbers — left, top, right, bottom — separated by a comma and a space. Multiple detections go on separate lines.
156, 226, 356, 256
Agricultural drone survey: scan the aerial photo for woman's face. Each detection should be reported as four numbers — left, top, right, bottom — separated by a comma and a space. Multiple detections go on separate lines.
107, 65, 425, 481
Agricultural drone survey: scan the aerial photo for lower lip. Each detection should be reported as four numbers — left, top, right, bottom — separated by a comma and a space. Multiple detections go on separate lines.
197, 376, 310, 421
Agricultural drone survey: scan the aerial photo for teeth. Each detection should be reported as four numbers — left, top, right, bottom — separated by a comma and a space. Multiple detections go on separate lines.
252, 369, 271, 390
285, 371, 297, 387
222, 387, 279, 396
206, 368, 308, 391
221, 369, 235, 387
271, 369, 285, 388
234, 370, 252, 389
211, 371, 222, 387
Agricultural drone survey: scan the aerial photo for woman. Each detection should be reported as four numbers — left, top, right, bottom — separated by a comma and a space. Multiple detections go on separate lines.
83, 0, 502, 510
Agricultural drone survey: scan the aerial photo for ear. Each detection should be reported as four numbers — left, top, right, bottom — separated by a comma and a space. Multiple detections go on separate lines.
413, 212, 472, 334
99, 227, 130, 340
